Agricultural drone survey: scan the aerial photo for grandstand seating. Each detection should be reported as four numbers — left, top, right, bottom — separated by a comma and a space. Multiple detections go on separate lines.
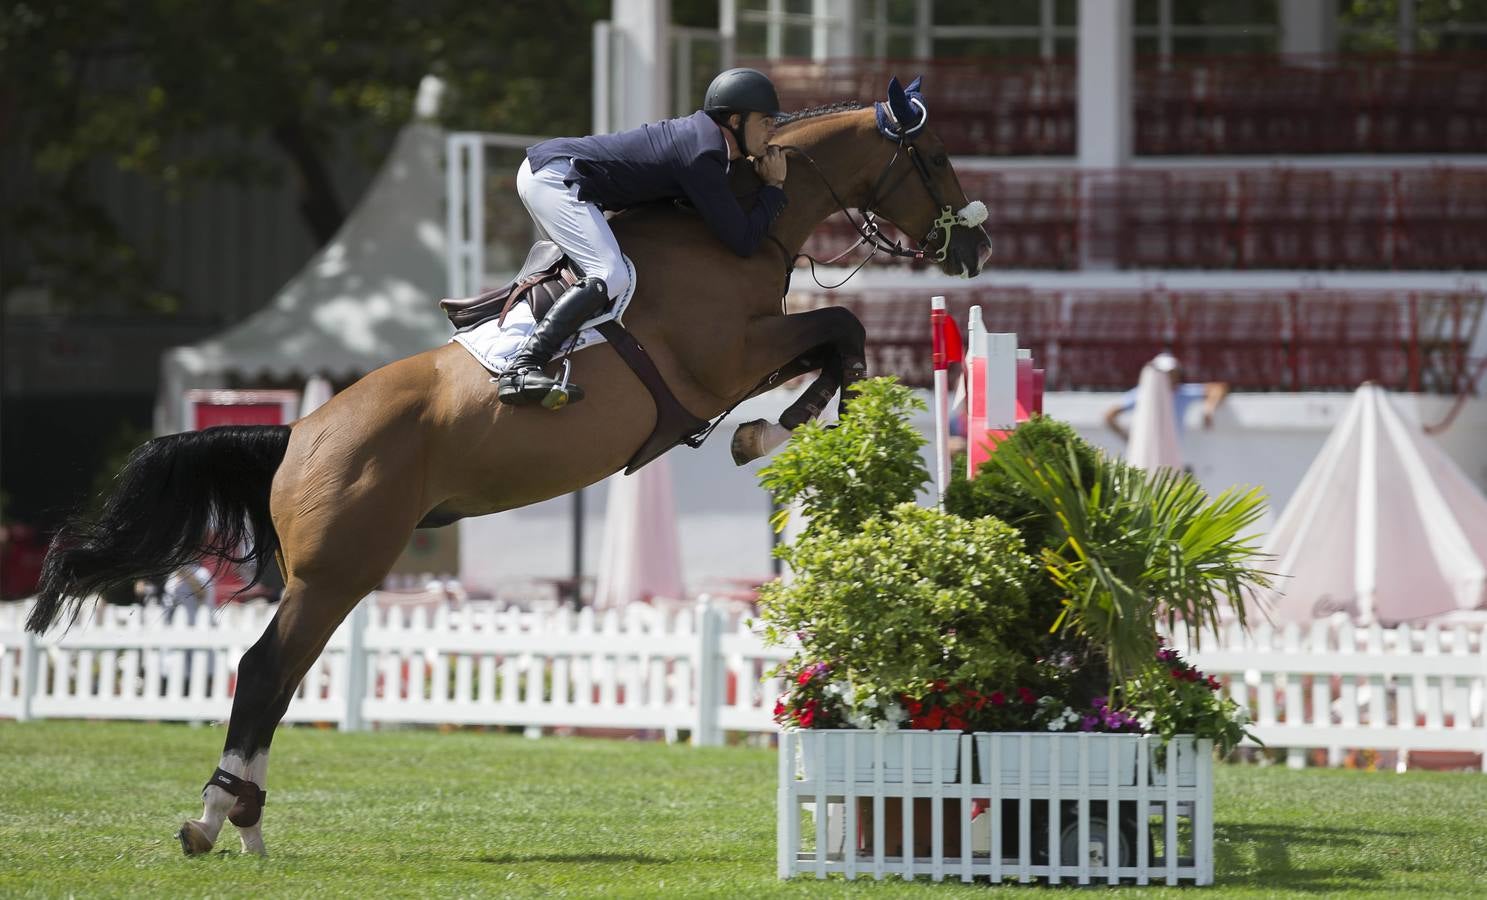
758, 54, 1487, 157
801, 167, 1487, 271
789, 289, 1484, 393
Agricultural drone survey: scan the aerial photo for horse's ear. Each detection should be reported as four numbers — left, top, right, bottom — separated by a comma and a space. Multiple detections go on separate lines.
886, 76, 913, 125
905, 75, 923, 95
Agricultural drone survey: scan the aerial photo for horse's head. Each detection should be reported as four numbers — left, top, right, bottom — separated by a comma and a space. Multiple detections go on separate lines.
855, 76, 992, 278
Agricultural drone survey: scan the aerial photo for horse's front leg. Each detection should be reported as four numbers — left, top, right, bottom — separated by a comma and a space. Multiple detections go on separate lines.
731, 307, 866, 465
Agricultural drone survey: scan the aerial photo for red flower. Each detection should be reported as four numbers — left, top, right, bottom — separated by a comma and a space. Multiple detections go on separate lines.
923, 707, 946, 729
773, 699, 786, 718
931, 679, 948, 693
797, 669, 813, 685
1171, 668, 1184, 680
973, 695, 988, 710
950, 701, 969, 716
798, 706, 815, 727
989, 691, 1007, 707
945, 715, 967, 731
1207, 675, 1222, 691
905, 699, 924, 716
1018, 687, 1037, 705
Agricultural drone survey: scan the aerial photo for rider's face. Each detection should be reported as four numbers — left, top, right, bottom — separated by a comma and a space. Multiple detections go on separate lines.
739, 112, 777, 157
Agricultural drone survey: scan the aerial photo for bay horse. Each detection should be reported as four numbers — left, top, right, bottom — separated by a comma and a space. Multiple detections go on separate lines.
27, 82, 991, 856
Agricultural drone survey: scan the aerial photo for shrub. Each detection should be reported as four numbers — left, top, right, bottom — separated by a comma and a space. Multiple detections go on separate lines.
758, 377, 928, 539
761, 503, 1033, 724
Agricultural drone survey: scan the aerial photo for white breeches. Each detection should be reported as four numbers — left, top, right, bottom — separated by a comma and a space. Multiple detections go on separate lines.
516, 157, 633, 300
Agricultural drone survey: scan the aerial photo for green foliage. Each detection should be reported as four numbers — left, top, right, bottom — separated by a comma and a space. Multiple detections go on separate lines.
6, 0, 712, 311
944, 416, 1109, 687
986, 426, 1273, 685
944, 413, 1100, 554
758, 377, 928, 538
759, 502, 1032, 715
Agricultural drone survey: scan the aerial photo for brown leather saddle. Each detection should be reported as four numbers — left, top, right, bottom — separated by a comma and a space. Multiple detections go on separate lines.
440, 241, 709, 474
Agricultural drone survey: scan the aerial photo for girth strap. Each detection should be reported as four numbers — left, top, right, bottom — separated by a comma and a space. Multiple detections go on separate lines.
205, 767, 267, 828
594, 320, 709, 474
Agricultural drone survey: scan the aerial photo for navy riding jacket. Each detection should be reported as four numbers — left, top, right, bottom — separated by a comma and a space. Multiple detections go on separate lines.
527, 110, 787, 258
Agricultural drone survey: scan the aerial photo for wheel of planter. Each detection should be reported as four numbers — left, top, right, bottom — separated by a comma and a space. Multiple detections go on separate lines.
1057, 814, 1139, 870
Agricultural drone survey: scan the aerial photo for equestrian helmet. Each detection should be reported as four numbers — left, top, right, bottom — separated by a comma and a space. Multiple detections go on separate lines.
703, 68, 782, 116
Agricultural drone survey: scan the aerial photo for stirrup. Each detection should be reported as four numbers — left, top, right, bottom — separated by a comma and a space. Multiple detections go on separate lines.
496, 358, 584, 409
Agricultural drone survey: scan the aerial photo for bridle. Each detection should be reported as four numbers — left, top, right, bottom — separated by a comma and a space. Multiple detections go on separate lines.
772, 114, 987, 290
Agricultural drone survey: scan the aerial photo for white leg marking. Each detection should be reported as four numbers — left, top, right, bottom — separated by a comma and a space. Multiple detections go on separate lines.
237, 750, 270, 855
192, 751, 247, 845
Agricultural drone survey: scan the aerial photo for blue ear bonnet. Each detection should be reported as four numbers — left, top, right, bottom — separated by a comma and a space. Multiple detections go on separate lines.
875, 75, 927, 140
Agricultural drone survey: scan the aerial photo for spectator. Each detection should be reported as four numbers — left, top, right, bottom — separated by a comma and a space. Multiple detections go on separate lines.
163, 561, 213, 626
1104, 353, 1229, 443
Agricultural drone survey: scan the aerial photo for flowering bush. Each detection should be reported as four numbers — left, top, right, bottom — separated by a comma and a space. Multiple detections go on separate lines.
1120, 647, 1259, 756
760, 381, 1266, 762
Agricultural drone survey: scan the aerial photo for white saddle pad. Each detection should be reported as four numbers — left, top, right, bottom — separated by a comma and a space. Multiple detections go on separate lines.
450, 255, 637, 376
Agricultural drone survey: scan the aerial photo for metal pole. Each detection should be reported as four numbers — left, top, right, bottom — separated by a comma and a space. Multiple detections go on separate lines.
571, 487, 585, 608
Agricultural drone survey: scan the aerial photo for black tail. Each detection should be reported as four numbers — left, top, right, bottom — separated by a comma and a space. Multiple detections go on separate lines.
26, 425, 292, 634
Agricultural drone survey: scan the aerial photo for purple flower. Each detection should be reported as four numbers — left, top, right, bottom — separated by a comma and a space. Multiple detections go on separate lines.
1080, 715, 1099, 732
1091, 696, 1108, 710
1156, 648, 1177, 663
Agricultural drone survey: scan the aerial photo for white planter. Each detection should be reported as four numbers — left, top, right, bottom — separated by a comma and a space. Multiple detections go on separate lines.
796, 729, 963, 784
779, 731, 1216, 885
1148, 737, 1200, 787
976, 732, 1139, 787
976, 733, 1200, 788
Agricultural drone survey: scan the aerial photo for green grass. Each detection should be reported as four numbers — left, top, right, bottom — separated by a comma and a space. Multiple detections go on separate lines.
1, 721, 1485, 898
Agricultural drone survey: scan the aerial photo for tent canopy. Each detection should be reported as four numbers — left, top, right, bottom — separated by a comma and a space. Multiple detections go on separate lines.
156, 113, 452, 433
1261, 383, 1487, 626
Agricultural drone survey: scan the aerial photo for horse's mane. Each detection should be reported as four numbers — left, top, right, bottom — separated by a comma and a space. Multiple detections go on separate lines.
776, 101, 866, 130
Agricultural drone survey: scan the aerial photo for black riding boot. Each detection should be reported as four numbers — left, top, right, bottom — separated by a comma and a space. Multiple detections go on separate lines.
497, 276, 609, 409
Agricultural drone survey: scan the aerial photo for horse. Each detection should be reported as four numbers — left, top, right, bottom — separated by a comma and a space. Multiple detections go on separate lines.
26, 80, 991, 856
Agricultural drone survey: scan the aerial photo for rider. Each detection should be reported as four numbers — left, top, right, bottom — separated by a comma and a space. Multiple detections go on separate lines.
499, 68, 790, 407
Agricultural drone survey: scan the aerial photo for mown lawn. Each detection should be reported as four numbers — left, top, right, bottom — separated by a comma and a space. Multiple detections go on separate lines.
1, 721, 1484, 898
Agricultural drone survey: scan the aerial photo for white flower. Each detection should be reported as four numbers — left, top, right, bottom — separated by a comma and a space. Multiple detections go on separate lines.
859, 694, 879, 710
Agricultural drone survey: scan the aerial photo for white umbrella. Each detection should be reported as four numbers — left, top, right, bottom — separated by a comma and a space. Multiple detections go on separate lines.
1125, 356, 1183, 473
1261, 384, 1487, 625
299, 374, 334, 418
593, 456, 685, 610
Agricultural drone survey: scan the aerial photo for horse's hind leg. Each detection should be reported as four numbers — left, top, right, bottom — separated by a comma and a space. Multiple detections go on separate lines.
178, 582, 358, 855
180, 511, 417, 855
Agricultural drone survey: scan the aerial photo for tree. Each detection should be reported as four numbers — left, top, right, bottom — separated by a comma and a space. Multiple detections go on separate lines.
0, 0, 610, 312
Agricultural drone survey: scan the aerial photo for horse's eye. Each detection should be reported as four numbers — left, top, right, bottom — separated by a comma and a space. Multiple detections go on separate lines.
932, 153, 948, 167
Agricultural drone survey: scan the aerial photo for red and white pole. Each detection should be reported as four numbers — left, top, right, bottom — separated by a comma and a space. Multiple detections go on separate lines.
931, 295, 952, 505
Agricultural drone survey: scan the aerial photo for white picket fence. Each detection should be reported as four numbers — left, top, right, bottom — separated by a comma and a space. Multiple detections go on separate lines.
1, 599, 1483, 766
1174, 618, 1487, 771
0, 596, 788, 744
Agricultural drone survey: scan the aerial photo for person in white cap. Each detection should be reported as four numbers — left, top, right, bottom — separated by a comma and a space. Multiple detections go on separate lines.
1104, 352, 1229, 442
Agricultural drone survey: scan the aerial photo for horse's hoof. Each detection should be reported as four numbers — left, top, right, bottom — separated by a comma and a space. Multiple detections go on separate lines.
731, 419, 790, 466
731, 420, 765, 465
177, 820, 213, 856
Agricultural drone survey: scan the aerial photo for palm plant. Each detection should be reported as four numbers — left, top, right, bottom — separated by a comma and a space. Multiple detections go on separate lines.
987, 430, 1273, 685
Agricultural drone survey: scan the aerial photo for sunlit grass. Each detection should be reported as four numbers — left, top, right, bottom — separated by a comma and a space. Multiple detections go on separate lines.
1, 721, 1484, 897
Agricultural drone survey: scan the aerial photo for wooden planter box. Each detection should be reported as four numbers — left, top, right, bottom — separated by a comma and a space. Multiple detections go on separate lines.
778, 730, 1214, 885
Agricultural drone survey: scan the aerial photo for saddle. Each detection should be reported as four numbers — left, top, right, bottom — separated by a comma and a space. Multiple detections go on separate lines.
440, 241, 578, 330
440, 240, 708, 474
